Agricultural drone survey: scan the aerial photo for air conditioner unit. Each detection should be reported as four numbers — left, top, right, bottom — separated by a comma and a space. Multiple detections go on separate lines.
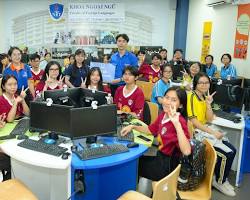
206, 0, 233, 7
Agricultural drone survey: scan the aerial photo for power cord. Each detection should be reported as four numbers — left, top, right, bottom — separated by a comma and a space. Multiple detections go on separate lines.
67, 170, 85, 200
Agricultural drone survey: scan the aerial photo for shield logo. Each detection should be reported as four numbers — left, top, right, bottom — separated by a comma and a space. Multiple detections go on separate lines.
49, 3, 64, 21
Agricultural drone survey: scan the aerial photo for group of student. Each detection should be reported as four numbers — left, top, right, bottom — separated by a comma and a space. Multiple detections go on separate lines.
0, 33, 238, 197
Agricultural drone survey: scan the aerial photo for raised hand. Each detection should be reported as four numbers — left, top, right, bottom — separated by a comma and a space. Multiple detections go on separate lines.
80, 77, 86, 88
58, 75, 65, 87
206, 90, 216, 105
45, 74, 53, 86
181, 68, 189, 79
0, 113, 6, 128
167, 105, 179, 124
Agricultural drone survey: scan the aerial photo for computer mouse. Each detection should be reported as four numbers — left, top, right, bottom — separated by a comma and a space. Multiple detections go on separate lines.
44, 138, 56, 145
127, 142, 139, 148
233, 118, 241, 123
61, 152, 71, 160
17, 135, 29, 140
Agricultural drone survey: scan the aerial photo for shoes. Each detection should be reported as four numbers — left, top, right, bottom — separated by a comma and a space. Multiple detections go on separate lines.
212, 178, 236, 197
224, 179, 235, 191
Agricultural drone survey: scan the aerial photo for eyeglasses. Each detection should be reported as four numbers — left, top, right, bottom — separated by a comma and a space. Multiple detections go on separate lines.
197, 81, 210, 85
163, 70, 172, 73
49, 68, 59, 71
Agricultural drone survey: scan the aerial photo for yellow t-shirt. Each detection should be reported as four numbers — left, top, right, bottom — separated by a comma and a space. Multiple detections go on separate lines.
187, 91, 207, 124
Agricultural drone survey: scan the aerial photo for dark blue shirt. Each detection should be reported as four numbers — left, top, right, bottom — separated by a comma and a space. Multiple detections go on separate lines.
64, 64, 89, 87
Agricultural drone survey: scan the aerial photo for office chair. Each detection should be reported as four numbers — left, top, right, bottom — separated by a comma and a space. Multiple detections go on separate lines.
0, 179, 38, 200
147, 101, 159, 124
118, 164, 181, 200
136, 80, 154, 101
178, 139, 217, 200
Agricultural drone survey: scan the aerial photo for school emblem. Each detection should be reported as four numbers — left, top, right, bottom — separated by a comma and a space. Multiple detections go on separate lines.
128, 99, 133, 106
161, 127, 167, 135
49, 3, 64, 21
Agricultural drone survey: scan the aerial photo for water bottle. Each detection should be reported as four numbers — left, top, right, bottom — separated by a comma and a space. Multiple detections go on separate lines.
106, 93, 113, 104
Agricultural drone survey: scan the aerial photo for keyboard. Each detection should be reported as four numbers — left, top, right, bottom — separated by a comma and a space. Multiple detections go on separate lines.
17, 139, 67, 157
213, 110, 241, 123
117, 131, 134, 142
10, 118, 30, 136
75, 144, 129, 160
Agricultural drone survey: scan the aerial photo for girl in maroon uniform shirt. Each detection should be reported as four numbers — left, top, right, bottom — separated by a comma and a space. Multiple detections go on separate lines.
121, 86, 191, 181
0, 75, 30, 122
114, 66, 145, 120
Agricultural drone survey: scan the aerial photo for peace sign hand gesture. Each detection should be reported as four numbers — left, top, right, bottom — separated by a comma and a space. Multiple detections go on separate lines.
58, 75, 65, 88
167, 105, 180, 125
45, 74, 53, 86
181, 68, 189, 79
80, 77, 86, 88
206, 90, 216, 105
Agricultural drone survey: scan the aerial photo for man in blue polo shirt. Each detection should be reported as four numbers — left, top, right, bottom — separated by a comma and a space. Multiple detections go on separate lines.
110, 34, 138, 96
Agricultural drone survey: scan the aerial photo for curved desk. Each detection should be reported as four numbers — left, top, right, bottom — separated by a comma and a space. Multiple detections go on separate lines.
71, 137, 148, 200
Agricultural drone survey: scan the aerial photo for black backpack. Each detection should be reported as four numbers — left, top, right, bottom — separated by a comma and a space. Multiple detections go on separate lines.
177, 139, 206, 191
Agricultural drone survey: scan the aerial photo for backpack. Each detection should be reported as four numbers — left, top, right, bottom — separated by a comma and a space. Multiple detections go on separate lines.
177, 139, 206, 191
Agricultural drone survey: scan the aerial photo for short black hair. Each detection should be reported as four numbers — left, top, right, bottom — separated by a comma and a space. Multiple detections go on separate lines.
151, 53, 162, 60
221, 53, 232, 63
193, 72, 210, 90
29, 53, 40, 61
137, 50, 146, 55
8, 46, 22, 57
116, 34, 129, 43
122, 66, 139, 77
173, 48, 183, 55
205, 54, 214, 62
1, 75, 17, 92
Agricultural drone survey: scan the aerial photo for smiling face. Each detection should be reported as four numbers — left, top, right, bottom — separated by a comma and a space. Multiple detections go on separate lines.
162, 90, 180, 114
75, 53, 85, 65
116, 36, 128, 51
90, 70, 101, 85
152, 56, 161, 67
162, 66, 172, 79
48, 64, 60, 79
190, 63, 200, 77
10, 49, 22, 64
195, 76, 210, 94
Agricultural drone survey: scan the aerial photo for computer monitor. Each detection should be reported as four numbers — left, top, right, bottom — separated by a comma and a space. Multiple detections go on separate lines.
210, 78, 242, 94
70, 104, 117, 139
243, 79, 250, 111
212, 84, 244, 109
80, 88, 108, 107
30, 101, 73, 137
44, 88, 81, 107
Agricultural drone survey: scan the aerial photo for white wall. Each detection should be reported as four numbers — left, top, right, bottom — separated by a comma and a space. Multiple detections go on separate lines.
186, 0, 250, 78
0, 0, 176, 57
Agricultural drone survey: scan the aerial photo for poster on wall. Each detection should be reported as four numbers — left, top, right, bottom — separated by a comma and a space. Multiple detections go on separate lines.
200, 22, 212, 64
233, 4, 250, 59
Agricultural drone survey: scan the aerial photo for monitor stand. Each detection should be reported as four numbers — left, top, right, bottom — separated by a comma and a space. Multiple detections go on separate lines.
86, 136, 97, 144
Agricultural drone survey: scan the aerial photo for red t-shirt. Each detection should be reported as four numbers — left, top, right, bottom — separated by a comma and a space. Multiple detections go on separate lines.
31, 69, 44, 88
114, 85, 145, 120
148, 112, 190, 156
35, 81, 61, 96
0, 94, 24, 120
139, 64, 161, 83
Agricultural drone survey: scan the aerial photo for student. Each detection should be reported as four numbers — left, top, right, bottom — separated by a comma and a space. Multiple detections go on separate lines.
29, 53, 44, 97
64, 49, 89, 88
110, 34, 138, 95
0, 53, 10, 74
136, 50, 147, 69
0, 75, 30, 122
39, 52, 51, 70
182, 61, 201, 91
121, 86, 191, 181
114, 66, 144, 120
220, 53, 237, 79
151, 64, 173, 109
85, 67, 111, 93
139, 53, 162, 83
35, 61, 64, 96
204, 55, 217, 77
187, 72, 236, 197
159, 48, 168, 65
102, 54, 111, 64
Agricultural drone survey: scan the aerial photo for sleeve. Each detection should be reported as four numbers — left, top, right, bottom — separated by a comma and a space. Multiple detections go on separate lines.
231, 65, 237, 78
35, 81, 45, 95
148, 114, 162, 136
0, 98, 10, 116
131, 54, 138, 67
64, 65, 72, 77
133, 89, 145, 119
155, 81, 165, 98
187, 93, 197, 119
151, 84, 157, 103
114, 86, 122, 109
26, 65, 32, 79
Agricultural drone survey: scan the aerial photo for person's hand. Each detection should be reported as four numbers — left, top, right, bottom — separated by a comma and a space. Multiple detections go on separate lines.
120, 125, 133, 136
167, 105, 180, 125
181, 68, 189, 79
15, 86, 27, 104
58, 75, 65, 88
80, 77, 86, 88
213, 130, 223, 139
206, 90, 216, 105
45, 74, 53, 86
0, 113, 6, 128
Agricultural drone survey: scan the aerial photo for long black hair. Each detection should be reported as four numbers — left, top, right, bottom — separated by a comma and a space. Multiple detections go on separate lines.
193, 72, 210, 91
41, 61, 62, 81
85, 67, 104, 91
71, 49, 88, 79
164, 86, 187, 119
1, 75, 18, 92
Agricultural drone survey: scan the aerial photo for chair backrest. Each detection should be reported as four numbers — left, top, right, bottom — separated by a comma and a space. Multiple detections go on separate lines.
147, 101, 159, 124
203, 139, 217, 198
152, 164, 181, 200
136, 80, 154, 101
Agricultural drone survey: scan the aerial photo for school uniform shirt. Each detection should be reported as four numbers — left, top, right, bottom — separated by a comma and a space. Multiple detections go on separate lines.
64, 64, 89, 87
0, 94, 24, 119
3, 63, 32, 90
114, 85, 145, 120
110, 51, 138, 80
139, 64, 161, 83
151, 79, 172, 108
31, 69, 44, 89
220, 63, 237, 79
187, 91, 207, 124
148, 112, 190, 156
35, 81, 61, 96
205, 64, 217, 77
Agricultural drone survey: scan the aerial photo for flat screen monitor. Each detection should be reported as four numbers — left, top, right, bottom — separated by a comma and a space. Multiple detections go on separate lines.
70, 104, 117, 139
80, 88, 108, 107
210, 78, 242, 94
213, 84, 244, 109
44, 88, 81, 107
244, 78, 250, 88
30, 101, 73, 137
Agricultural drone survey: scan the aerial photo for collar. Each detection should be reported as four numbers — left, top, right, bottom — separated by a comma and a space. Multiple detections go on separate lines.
10, 63, 24, 71
115, 51, 129, 58
193, 91, 205, 101
3, 93, 15, 106
150, 65, 161, 73
123, 85, 137, 98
